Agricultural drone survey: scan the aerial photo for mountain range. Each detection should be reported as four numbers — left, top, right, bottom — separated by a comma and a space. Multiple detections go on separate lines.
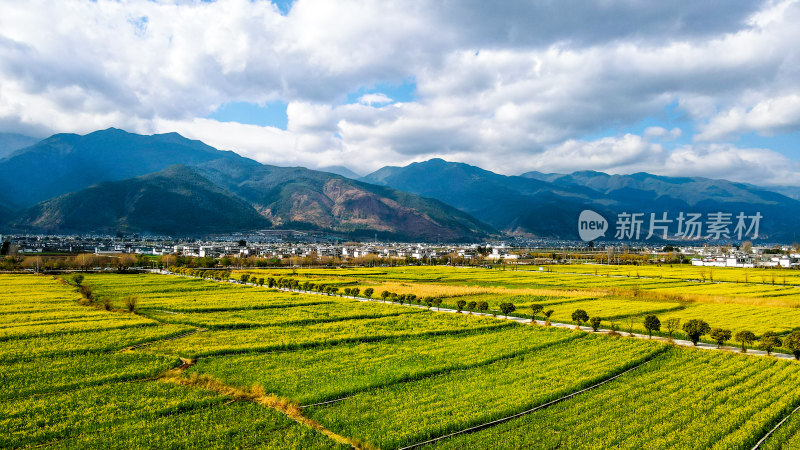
1, 128, 799, 242
0, 129, 491, 241
362, 159, 800, 243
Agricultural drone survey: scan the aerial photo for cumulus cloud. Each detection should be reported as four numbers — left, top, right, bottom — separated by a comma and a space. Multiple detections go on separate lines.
521, 133, 800, 186
0, 0, 799, 185
358, 93, 393, 106
697, 94, 800, 140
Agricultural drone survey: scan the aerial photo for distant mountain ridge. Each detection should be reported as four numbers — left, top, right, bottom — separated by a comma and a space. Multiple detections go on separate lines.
3, 127, 798, 242
0, 132, 39, 159
317, 165, 362, 179
0, 129, 493, 240
363, 159, 800, 242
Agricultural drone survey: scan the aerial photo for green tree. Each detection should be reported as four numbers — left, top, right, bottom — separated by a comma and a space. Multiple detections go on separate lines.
257, 278, 264, 286
709, 328, 732, 348
543, 309, 554, 326
589, 316, 601, 332
433, 297, 443, 310
351, 288, 360, 297
69, 273, 84, 286
664, 318, 680, 341
682, 319, 711, 346
531, 303, 543, 324
267, 277, 276, 288
783, 331, 800, 360
759, 331, 782, 356
330, 287, 339, 296
499, 302, 516, 318
456, 299, 467, 313
363, 288, 374, 298
477, 301, 489, 315
467, 301, 477, 314
343, 288, 351, 296
381, 290, 390, 301
571, 309, 589, 327
643, 314, 661, 339
240, 274, 250, 283
735, 330, 756, 353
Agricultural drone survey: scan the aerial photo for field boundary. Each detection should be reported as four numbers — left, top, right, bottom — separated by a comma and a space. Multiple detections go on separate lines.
751, 403, 800, 449
396, 351, 664, 450
299, 333, 586, 409
155, 270, 797, 360
121, 327, 208, 352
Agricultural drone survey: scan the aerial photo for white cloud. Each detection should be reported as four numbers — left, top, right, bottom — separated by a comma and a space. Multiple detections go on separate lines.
358, 93, 392, 106
521, 133, 800, 186
0, 0, 798, 185
644, 127, 682, 141
697, 94, 800, 140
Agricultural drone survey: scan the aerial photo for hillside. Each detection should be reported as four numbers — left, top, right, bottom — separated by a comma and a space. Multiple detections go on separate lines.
0, 129, 494, 241
364, 159, 800, 242
0, 128, 230, 208
10, 165, 271, 235
196, 157, 495, 241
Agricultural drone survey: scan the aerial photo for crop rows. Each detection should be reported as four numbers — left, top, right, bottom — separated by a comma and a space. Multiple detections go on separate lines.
427, 347, 800, 449
306, 335, 664, 449
188, 326, 581, 405
143, 299, 420, 330
142, 312, 512, 358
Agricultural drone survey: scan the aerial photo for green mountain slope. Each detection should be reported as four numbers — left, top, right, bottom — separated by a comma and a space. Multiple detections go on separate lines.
0, 128, 229, 208
11, 165, 271, 235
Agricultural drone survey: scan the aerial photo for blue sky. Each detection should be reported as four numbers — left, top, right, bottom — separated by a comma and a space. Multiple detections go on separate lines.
0, 0, 799, 185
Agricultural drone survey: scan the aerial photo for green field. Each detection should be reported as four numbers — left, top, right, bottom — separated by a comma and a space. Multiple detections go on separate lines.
238, 266, 800, 342
4, 268, 800, 448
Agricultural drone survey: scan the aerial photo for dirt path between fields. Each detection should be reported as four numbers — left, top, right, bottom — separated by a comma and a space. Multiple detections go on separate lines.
160, 363, 367, 449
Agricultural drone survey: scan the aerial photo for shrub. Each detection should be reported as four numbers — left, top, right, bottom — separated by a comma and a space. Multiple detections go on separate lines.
735, 330, 756, 353
124, 296, 138, 313
531, 304, 543, 324
682, 319, 711, 346
543, 309, 554, 326
69, 273, 84, 286
643, 314, 661, 339
784, 331, 800, 360
499, 302, 516, 318
571, 309, 589, 328
710, 328, 732, 348
759, 331, 782, 356
664, 318, 681, 341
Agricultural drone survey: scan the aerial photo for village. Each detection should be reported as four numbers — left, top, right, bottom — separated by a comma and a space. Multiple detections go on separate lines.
2, 233, 798, 269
